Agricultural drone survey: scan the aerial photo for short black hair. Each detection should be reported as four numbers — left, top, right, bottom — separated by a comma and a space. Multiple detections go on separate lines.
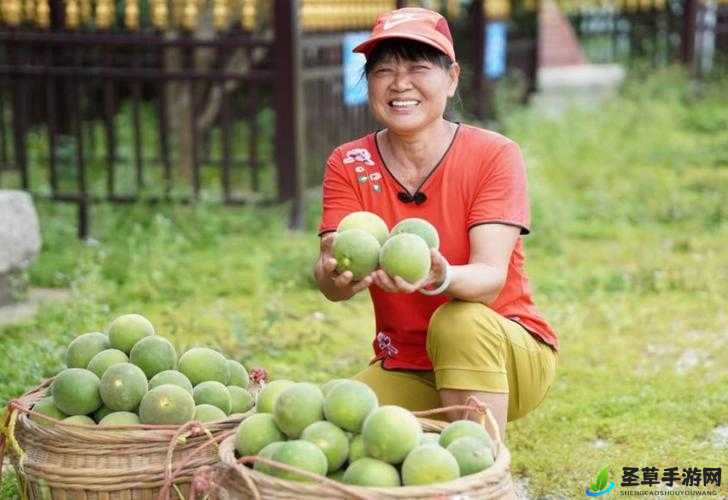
363, 39, 454, 77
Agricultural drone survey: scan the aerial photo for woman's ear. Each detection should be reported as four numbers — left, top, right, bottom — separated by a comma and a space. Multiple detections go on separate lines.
447, 62, 461, 98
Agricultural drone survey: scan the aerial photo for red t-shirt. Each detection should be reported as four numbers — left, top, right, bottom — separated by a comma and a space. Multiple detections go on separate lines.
319, 123, 559, 370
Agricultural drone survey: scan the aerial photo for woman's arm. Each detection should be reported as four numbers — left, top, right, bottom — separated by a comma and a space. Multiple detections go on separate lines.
446, 223, 520, 304
371, 223, 520, 305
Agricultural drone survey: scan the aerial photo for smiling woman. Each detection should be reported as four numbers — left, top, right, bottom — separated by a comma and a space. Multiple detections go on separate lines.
312, 7, 559, 442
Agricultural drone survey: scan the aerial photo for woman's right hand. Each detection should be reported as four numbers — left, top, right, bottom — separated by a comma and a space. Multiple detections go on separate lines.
318, 233, 374, 297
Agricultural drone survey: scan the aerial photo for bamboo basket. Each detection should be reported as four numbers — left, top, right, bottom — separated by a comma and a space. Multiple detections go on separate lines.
210, 398, 516, 500
0, 379, 251, 500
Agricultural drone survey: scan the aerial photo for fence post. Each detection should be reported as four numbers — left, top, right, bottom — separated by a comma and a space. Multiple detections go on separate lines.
527, 0, 541, 99
274, 0, 305, 230
472, 0, 487, 120
681, 0, 698, 71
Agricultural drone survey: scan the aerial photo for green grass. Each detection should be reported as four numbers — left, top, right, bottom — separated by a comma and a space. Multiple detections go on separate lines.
2, 66, 727, 498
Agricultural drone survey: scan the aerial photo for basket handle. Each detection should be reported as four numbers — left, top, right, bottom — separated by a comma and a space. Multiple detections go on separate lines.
0, 379, 53, 485
157, 422, 237, 500
412, 396, 502, 449
236, 455, 378, 500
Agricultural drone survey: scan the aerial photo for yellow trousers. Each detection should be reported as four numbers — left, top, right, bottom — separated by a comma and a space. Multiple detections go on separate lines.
353, 300, 558, 422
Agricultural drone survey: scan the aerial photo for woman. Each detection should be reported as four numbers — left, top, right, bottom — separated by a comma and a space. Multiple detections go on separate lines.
313, 7, 558, 441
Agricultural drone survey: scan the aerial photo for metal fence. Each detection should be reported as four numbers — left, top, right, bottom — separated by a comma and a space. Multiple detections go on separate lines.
556, 0, 728, 75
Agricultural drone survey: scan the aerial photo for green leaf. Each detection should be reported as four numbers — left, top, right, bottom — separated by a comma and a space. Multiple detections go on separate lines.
596, 467, 609, 491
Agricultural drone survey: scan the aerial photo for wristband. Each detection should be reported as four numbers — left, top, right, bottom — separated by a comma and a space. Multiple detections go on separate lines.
419, 262, 452, 296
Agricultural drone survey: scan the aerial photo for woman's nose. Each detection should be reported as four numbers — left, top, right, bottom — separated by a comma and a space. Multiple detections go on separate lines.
390, 70, 413, 91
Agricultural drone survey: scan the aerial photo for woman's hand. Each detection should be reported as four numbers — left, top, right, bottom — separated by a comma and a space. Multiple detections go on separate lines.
372, 248, 449, 294
318, 233, 374, 296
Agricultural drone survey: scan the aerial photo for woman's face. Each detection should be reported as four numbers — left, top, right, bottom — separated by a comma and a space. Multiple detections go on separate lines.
367, 55, 460, 136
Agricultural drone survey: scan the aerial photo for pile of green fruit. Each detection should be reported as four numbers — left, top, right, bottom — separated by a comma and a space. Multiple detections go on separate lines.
333, 211, 439, 283
235, 378, 495, 487
31, 314, 254, 427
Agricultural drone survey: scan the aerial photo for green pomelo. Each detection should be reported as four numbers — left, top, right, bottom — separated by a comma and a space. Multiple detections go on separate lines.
379, 233, 431, 284
256, 380, 294, 414
348, 434, 367, 463
228, 386, 254, 414
234, 413, 285, 456
446, 436, 494, 476
178, 347, 228, 385
65, 332, 109, 369
149, 370, 193, 395
320, 378, 346, 397
270, 440, 328, 482
438, 419, 492, 449
361, 405, 422, 464
323, 380, 378, 433
93, 405, 114, 422
401, 444, 460, 486
301, 421, 349, 473
52, 368, 102, 416
138, 384, 195, 425
421, 432, 442, 446
31, 397, 67, 427
390, 218, 440, 250
87, 349, 128, 378
327, 468, 347, 482
226, 360, 249, 388
99, 411, 141, 426
343, 457, 401, 487
193, 381, 231, 414
273, 383, 324, 438
62, 415, 96, 426
129, 336, 177, 379
99, 363, 148, 411
193, 404, 228, 422
107, 314, 155, 354
337, 211, 389, 245
253, 441, 285, 475
332, 229, 381, 280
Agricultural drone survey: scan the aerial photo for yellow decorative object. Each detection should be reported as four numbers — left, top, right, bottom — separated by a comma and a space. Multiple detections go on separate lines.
484, 0, 509, 19
181, 0, 197, 30
65, 0, 80, 28
241, 0, 255, 30
151, 0, 168, 28
213, 0, 227, 29
79, 0, 91, 24
95, 0, 114, 28
125, 0, 140, 29
22, 0, 33, 23
446, 0, 460, 18
1, 0, 21, 25
36, 0, 49, 26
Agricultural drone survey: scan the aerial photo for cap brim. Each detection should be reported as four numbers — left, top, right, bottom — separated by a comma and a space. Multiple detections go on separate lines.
352, 32, 455, 62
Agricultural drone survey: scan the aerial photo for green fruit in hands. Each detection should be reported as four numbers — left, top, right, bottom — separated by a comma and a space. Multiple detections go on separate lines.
390, 218, 440, 250
380, 233, 431, 284
337, 211, 389, 245
332, 229, 381, 280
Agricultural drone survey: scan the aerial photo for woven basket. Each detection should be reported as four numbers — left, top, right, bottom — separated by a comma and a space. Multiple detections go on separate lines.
0, 379, 251, 500
210, 400, 516, 500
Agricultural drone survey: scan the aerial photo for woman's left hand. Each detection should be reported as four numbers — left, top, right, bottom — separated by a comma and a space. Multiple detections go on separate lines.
372, 248, 450, 294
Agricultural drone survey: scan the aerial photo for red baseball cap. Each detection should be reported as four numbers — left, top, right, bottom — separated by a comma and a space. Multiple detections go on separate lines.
353, 7, 456, 63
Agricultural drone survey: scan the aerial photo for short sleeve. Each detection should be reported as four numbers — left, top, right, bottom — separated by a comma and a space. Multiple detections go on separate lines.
467, 142, 531, 234
318, 149, 363, 235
